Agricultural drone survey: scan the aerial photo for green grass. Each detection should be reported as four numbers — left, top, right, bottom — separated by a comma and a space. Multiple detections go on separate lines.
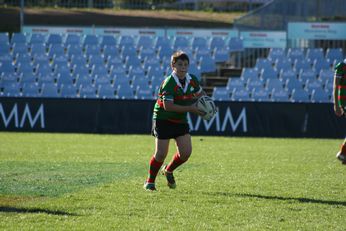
0, 132, 345, 230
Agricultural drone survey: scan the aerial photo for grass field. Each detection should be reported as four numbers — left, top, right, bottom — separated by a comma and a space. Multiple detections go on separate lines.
0, 132, 345, 230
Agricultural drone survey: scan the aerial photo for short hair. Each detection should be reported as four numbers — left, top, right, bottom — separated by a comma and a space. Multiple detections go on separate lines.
171, 51, 190, 65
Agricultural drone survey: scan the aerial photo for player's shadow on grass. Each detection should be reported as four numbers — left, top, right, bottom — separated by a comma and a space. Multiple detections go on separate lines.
0, 206, 78, 216
204, 192, 346, 207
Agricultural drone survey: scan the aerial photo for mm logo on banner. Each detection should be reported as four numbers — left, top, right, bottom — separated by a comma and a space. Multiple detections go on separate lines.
0, 103, 45, 128
188, 107, 247, 132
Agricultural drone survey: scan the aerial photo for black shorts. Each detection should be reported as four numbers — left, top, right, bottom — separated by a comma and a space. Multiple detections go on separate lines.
151, 119, 190, 139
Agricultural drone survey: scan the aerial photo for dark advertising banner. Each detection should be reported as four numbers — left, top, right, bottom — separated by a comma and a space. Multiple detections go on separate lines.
0, 98, 345, 138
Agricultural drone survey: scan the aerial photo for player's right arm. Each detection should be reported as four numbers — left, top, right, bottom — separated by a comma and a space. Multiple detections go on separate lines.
333, 66, 344, 117
163, 100, 204, 116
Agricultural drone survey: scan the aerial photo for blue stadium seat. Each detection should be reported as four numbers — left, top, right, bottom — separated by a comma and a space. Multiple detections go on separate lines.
1, 82, 21, 97
287, 48, 304, 61
72, 64, 89, 78
306, 48, 324, 61
195, 47, 210, 61
84, 44, 101, 56
246, 78, 264, 90
143, 56, 160, 71
128, 66, 145, 78
35, 63, 53, 77
305, 79, 323, 93
324, 79, 333, 92
100, 35, 117, 47
60, 84, 78, 98
106, 55, 123, 67
114, 74, 131, 86
12, 43, 29, 55
325, 48, 343, 63
154, 36, 172, 50
318, 69, 334, 82
146, 65, 164, 79
11, 33, 27, 44
0, 53, 12, 62
119, 35, 135, 48
279, 69, 297, 81
312, 58, 331, 72
226, 78, 245, 91
47, 34, 63, 45
88, 54, 105, 67
298, 69, 317, 82
137, 36, 154, 48
75, 75, 93, 87
94, 74, 114, 87
90, 64, 108, 77
267, 48, 286, 61
29, 33, 46, 44
136, 87, 154, 100
138, 47, 156, 61
259, 67, 278, 80
16, 62, 34, 75
1, 72, 19, 84
40, 83, 59, 98
228, 37, 244, 52
52, 54, 69, 67
255, 58, 273, 71
157, 44, 173, 60
192, 37, 208, 50
21, 82, 40, 97
37, 73, 56, 85
210, 37, 226, 50
48, 44, 65, 58
79, 84, 97, 98
311, 88, 330, 103
109, 65, 127, 76
56, 73, 74, 86
30, 44, 47, 56
0, 60, 15, 74
116, 83, 135, 99
285, 78, 303, 91
293, 59, 312, 72
15, 53, 31, 64
82, 34, 99, 46
241, 68, 259, 80
0, 43, 10, 55
125, 55, 141, 68
291, 88, 310, 103
67, 44, 83, 56
103, 45, 119, 58
70, 55, 88, 67
173, 36, 191, 50
131, 75, 150, 89
98, 83, 116, 99
231, 88, 251, 101
150, 76, 164, 89
199, 56, 216, 73
188, 65, 201, 80
212, 86, 231, 101
213, 47, 229, 63
271, 89, 290, 102
19, 72, 37, 84
274, 58, 292, 72
252, 88, 271, 102
0, 32, 9, 44
265, 78, 284, 91
64, 34, 82, 46
53, 63, 71, 77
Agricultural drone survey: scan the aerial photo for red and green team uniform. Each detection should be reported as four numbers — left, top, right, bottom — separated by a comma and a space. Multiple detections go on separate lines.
153, 72, 202, 123
335, 60, 346, 108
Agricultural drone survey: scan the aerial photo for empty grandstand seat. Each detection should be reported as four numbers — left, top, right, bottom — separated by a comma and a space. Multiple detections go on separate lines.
228, 37, 244, 52
64, 34, 82, 46
210, 37, 226, 50
213, 47, 229, 63
312, 58, 331, 72
137, 36, 154, 48
306, 48, 324, 61
60, 84, 78, 98
298, 69, 317, 82
1, 72, 19, 84
311, 88, 330, 103
150, 76, 164, 89
195, 47, 210, 61
52, 54, 69, 67
318, 69, 334, 82
56, 72, 74, 86
1, 82, 21, 97
155, 36, 172, 50
241, 68, 259, 80
125, 55, 141, 68
246, 78, 264, 90
226, 78, 245, 90
0, 32, 9, 44
16, 62, 34, 75
75, 74, 94, 87
305, 79, 323, 93
94, 74, 113, 86
0, 43, 10, 55
267, 48, 286, 61
291, 88, 310, 103
37, 73, 56, 85
21, 82, 40, 97
106, 55, 123, 67
293, 59, 312, 72
35, 63, 53, 77
116, 83, 135, 99
11, 33, 27, 44
79, 84, 97, 98
88, 54, 105, 67
265, 78, 284, 91
109, 65, 127, 76
274, 58, 292, 72
199, 56, 216, 73
40, 83, 59, 98
103, 45, 119, 57
119, 35, 135, 48
67, 44, 83, 56
157, 45, 173, 60
138, 47, 156, 61
12, 43, 29, 55
173, 36, 191, 50
47, 34, 63, 45
259, 67, 278, 80
231, 88, 251, 101
98, 83, 116, 99
70, 55, 88, 67
0, 53, 12, 62
128, 65, 145, 77
279, 69, 297, 81
29, 33, 46, 44
82, 34, 99, 46
72, 64, 89, 77
0, 60, 15, 74
48, 44, 65, 58
255, 58, 273, 71
136, 88, 154, 100
285, 78, 303, 91
325, 48, 343, 63
84, 44, 102, 56
252, 88, 271, 102
146, 65, 164, 79
30, 43, 47, 55
191, 37, 208, 50
287, 48, 304, 60
113, 74, 131, 86
271, 89, 290, 102
212, 86, 231, 101
324, 79, 333, 92
19, 72, 37, 84
100, 35, 117, 47
131, 75, 150, 89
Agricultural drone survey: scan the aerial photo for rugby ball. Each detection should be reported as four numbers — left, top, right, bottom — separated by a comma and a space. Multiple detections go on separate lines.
197, 95, 217, 120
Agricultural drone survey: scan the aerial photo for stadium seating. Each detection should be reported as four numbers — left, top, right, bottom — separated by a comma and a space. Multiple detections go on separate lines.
136, 88, 154, 100
252, 88, 271, 102
212, 86, 231, 101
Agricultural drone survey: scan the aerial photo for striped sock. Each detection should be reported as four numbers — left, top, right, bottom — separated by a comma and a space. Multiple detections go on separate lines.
146, 155, 163, 183
166, 152, 187, 173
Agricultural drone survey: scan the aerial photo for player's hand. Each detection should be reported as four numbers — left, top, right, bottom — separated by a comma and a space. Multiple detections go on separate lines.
191, 103, 206, 117
334, 105, 344, 117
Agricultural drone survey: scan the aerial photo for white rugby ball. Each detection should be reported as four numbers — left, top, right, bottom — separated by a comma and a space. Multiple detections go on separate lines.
197, 95, 217, 120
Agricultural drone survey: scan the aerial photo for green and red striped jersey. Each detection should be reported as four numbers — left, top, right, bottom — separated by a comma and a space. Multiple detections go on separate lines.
153, 72, 202, 123
335, 60, 346, 107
